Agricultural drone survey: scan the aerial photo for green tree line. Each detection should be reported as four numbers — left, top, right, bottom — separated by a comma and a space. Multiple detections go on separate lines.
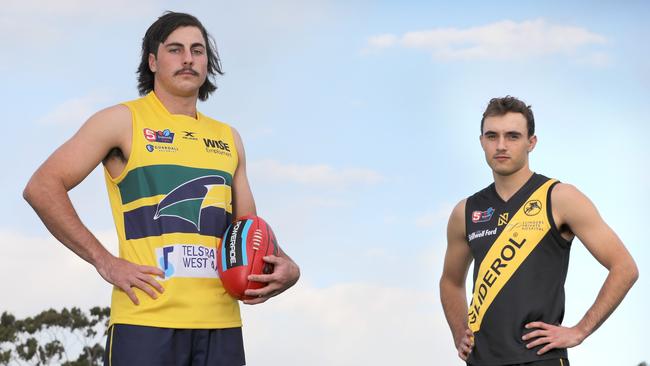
0, 307, 647, 365
0, 307, 109, 366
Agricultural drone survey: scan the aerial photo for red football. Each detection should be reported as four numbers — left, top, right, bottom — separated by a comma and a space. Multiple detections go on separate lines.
217, 215, 280, 300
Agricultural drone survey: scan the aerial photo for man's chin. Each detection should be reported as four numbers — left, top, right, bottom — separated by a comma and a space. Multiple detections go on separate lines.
491, 165, 518, 177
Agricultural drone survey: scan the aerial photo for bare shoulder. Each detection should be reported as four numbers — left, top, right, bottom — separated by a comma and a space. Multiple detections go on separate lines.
83, 104, 131, 132
551, 183, 593, 211
551, 182, 582, 198
447, 198, 467, 236
230, 126, 244, 146
30, 104, 133, 190
74, 104, 132, 153
551, 182, 601, 229
449, 199, 467, 224
229, 126, 247, 159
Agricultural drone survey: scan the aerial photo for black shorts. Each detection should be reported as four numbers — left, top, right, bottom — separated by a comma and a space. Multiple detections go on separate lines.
469, 359, 570, 366
104, 324, 246, 366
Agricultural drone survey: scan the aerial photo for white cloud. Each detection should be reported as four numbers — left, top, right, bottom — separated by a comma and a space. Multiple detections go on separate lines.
250, 159, 384, 189
0, 228, 117, 318
367, 33, 398, 48
366, 19, 608, 62
241, 281, 460, 366
36, 92, 111, 126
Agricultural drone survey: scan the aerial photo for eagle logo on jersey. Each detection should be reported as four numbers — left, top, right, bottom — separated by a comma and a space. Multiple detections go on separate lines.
154, 175, 231, 230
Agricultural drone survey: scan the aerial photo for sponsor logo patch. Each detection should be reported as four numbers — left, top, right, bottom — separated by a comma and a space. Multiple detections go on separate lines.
182, 131, 198, 141
472, 207, 495, 223
468, 227, 498, 242
203, 138, 232, 156
498, 212, 509, 226
506, 220, 546, 232
144, 128, 175, 143
144, 144, 178, 153
156, 244, 217, 279
524, 200, 542, 216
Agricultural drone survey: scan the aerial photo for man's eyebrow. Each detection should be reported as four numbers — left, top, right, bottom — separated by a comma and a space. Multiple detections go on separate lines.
164, 42, 183, 48
482, 130, 524, 136
163, 42, 205, 48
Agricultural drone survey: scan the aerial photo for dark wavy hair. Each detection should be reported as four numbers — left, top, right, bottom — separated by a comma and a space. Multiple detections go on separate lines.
481, 96, 535, 137
137, 11, 223, 101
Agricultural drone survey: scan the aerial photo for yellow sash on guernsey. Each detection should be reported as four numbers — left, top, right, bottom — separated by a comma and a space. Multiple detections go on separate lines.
468, 179, 557, 332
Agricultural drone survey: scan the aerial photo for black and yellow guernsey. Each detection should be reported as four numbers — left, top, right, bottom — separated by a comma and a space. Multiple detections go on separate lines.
465, 173, 572, 365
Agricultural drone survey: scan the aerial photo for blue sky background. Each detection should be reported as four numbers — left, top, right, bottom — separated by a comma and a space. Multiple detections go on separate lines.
1, 1, 648, 365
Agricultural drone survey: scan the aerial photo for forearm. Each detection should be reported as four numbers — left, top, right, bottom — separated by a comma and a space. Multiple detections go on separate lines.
24, 175, 112, 267
574, 261, 638, 338
440, 279, 470, 343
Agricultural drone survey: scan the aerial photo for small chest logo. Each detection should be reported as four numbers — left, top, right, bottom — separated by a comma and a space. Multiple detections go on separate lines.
524, 200, 542, 216
472, 207, 495, 223
144, 128, 175, 143
498, 212, 509, 226
182, 131, 198, 141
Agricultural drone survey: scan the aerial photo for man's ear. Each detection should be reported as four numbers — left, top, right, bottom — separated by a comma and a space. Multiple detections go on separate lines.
148, 53, 157, 73
528, 135, 538, 152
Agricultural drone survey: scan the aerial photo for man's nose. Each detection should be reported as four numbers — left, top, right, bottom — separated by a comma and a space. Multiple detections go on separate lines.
183, 50, 194, 65
496, 136, 506, 150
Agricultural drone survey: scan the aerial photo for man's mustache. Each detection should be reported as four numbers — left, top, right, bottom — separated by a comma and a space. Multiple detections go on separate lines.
175, 68, 199, 76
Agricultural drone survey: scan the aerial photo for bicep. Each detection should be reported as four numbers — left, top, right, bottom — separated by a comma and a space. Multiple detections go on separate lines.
31, 105, 131, 191
442, 200, 473, 286
555, 184, 628, 269
231, 127, 256, 219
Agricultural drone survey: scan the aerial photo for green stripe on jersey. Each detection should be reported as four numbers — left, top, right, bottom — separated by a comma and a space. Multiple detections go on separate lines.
118, 165, 233, 204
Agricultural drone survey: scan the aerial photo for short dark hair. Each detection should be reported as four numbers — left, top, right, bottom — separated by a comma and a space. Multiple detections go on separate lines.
137, 11, 223, 101
481, 96, 535, 137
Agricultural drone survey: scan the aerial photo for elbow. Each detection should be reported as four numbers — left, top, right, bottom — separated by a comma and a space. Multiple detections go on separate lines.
624, 255, 639, 286
23, 178, 36, 205
616, 257, 639, 288
23, 173, 52, 208
439, 275, 459, 297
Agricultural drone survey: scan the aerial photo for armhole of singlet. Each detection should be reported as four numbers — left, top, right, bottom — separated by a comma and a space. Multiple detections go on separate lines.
546, 181, 573, 248
105, 103, 137, 185
228, 125, 240, 173
463, 198, 470, 246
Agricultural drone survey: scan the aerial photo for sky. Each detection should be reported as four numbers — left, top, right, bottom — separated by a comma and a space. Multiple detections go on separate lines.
1, 0, 648, 365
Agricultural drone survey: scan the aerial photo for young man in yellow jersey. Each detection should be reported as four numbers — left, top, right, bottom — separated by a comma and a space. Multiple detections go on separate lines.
24, 11, 300, 365
439, 96, 638, 366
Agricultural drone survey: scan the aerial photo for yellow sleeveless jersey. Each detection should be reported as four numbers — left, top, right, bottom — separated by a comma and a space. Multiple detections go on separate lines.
104, 92, 241, 329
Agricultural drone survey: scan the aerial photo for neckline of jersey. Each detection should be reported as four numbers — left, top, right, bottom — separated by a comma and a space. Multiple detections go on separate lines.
490, 172, 538, 204
148, 91, 203, 122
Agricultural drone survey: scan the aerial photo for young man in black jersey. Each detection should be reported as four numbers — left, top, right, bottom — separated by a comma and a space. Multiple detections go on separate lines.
439, 96, 638, 366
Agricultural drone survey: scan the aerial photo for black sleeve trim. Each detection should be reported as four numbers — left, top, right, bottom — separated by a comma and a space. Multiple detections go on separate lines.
546, 181, 573, 248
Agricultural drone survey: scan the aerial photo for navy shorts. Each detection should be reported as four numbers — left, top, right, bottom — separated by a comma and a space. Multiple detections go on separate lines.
469, 359, 570, 366
104, 324, 246, 366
